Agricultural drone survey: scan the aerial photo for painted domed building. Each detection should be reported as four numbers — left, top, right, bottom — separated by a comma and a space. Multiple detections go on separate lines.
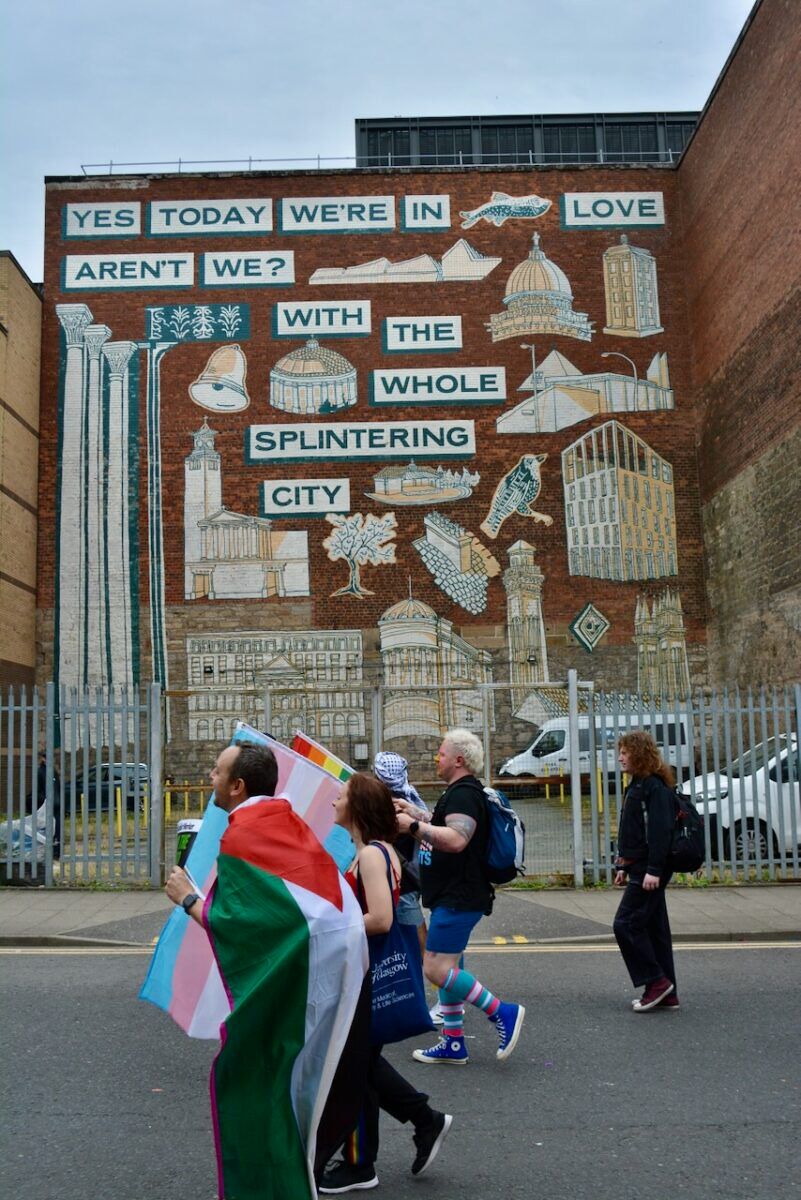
270, 337, 357, 414
487, 233, 594, 343
379, 594, 493, 739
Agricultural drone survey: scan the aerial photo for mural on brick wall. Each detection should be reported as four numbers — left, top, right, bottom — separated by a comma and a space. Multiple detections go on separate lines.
309, 239, 501, 285
497, 348, 673, 434
46, 181, 703, 765
323, 512, 397, 597
480, 454, 553, 539
459, 192, 552, 229
185, 629, 366, 743
413, 513, 500, 615
184, 421, 310, 599
378, 594, 494, 738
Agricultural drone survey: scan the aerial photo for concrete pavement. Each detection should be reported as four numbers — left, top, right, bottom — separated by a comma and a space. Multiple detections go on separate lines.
1, 881, 800, 947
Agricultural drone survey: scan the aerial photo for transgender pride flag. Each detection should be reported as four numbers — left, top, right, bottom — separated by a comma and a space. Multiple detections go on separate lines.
139, 721, 355, 1038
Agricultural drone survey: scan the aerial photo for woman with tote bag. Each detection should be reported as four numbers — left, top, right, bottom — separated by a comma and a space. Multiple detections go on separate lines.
319, 773, 452, 1194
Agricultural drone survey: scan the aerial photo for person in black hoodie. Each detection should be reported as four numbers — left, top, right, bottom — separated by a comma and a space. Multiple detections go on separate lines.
613, 731, 679, 1012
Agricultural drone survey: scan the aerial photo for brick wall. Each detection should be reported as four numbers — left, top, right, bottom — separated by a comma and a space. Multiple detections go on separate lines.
0, 253, 41, 687
37, 163, 710, 766
678, 0, 801, 685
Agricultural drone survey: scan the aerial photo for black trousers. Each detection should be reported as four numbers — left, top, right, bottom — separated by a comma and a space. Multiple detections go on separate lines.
348, 1045, 433, 1167
613, 870, 677, 993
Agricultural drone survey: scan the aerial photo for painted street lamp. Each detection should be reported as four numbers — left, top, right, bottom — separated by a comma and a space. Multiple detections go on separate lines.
601, 350, 638, 409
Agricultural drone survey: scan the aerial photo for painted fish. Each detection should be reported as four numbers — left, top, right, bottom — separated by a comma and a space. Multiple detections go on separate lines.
460, 192, 552, 229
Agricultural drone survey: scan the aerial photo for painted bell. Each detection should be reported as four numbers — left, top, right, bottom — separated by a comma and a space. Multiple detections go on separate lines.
189, 344, 250, 413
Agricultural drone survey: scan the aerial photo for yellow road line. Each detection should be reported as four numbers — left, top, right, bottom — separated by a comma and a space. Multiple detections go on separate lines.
2, 941, 800, 957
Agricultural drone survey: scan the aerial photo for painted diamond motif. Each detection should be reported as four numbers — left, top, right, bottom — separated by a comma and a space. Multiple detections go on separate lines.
569, 603, 610, 653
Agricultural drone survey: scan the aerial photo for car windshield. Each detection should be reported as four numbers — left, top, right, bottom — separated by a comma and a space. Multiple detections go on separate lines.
531, 730, 566, 757
724, 736, 787, 778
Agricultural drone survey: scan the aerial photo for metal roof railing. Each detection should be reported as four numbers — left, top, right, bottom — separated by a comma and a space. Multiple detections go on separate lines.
79, 148, 680, 176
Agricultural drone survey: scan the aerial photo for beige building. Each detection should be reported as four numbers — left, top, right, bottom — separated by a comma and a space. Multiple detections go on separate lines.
0, 252, 41, 688
562, 420, 677, 582
378, 595, 493, 740
185, 629, 365, 743
634, 588, 691, 700
603, 235, 663, 337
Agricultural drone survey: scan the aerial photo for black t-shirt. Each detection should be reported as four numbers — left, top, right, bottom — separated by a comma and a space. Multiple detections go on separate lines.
419, 775, 492, 914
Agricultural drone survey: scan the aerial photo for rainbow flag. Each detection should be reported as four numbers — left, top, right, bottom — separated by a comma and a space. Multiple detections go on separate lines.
291, 731, 354, 782
139, 722, 355, 1037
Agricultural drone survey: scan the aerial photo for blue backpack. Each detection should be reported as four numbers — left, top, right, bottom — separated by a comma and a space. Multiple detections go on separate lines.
483, 786, 526, 885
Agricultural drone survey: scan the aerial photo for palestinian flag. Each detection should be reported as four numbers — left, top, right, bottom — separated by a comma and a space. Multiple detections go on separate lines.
206, 797, 367, 1200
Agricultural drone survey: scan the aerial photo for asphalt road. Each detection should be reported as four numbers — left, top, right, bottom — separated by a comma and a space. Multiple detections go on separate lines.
2, 944, 800, 1200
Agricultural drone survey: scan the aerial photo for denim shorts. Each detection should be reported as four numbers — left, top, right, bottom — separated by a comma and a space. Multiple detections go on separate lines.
396, 890, 425, 927
426, 906, 484, 953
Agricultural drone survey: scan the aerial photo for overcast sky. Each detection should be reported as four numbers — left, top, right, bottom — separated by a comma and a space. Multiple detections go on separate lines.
2, 0, 754, 281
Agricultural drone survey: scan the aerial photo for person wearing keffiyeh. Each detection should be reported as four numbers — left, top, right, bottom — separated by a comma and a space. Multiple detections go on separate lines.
372, 751, 432, 971
373, 752, 428, 816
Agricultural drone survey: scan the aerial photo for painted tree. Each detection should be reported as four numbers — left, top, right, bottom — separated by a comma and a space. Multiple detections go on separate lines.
323, 512, 397, 597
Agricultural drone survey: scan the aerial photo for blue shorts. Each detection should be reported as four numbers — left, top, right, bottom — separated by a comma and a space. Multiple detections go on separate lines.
426, 906, 484, 954
396, 891, 425, 927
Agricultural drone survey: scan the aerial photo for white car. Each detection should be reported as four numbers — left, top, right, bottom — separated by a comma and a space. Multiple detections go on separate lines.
688, 736, 800, 861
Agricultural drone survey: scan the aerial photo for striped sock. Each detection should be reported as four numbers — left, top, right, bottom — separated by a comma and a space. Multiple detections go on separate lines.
443, 967, 501, 1018
438, 986, 465, 1037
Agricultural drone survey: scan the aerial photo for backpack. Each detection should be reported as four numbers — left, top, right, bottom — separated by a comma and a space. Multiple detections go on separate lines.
640, 785, 705, 873
483, 786, 526, 885
668, 788, 706, 872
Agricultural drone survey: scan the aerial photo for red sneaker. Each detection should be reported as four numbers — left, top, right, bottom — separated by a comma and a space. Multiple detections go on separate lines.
632, 978, 674, 1012
631, 988, 680, 1011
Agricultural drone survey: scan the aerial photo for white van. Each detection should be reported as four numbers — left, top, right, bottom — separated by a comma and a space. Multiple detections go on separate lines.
498, 713, 692, 779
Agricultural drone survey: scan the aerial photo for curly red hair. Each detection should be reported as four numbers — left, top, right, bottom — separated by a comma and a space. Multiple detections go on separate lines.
618, 731, 675, 786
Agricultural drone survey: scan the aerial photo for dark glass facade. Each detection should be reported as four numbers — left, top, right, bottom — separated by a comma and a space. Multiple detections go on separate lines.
356, 113, 699, 167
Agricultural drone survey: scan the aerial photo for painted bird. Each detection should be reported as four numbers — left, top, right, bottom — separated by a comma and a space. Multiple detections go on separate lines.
480, 454, 553, 538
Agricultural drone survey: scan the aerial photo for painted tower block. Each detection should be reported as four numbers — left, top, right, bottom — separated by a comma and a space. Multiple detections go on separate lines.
603, 235, 663, 338
55, 304, 93, 690
503, 540, 549, 716
562, 421, 678, 582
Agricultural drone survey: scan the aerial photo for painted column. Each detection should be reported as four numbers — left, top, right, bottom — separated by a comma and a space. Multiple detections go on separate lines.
83, 324, 111, 686
102, 341, 138, 689
55, 303, 93, 691
143, 342, 176, 724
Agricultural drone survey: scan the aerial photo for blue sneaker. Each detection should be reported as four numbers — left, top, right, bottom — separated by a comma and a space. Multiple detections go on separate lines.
492, 1002, 525, 1061
412, 1036, 468, 1065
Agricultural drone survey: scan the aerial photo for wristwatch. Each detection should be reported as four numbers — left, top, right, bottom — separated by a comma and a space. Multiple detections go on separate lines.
181, 892, 201, 914
409, 820, 420, 837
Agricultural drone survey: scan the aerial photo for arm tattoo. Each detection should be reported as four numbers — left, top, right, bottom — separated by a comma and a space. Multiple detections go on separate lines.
444, 813, 477, 845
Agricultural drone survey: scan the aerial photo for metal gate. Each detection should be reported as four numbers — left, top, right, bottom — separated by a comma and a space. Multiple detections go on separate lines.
0, 683, 162, 886
575, 676, 801, 885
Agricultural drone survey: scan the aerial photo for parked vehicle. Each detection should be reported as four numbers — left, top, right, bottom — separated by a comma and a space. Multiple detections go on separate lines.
498, 713, 692, 779
67, 762, 150, 811
687, 736, 800, 860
